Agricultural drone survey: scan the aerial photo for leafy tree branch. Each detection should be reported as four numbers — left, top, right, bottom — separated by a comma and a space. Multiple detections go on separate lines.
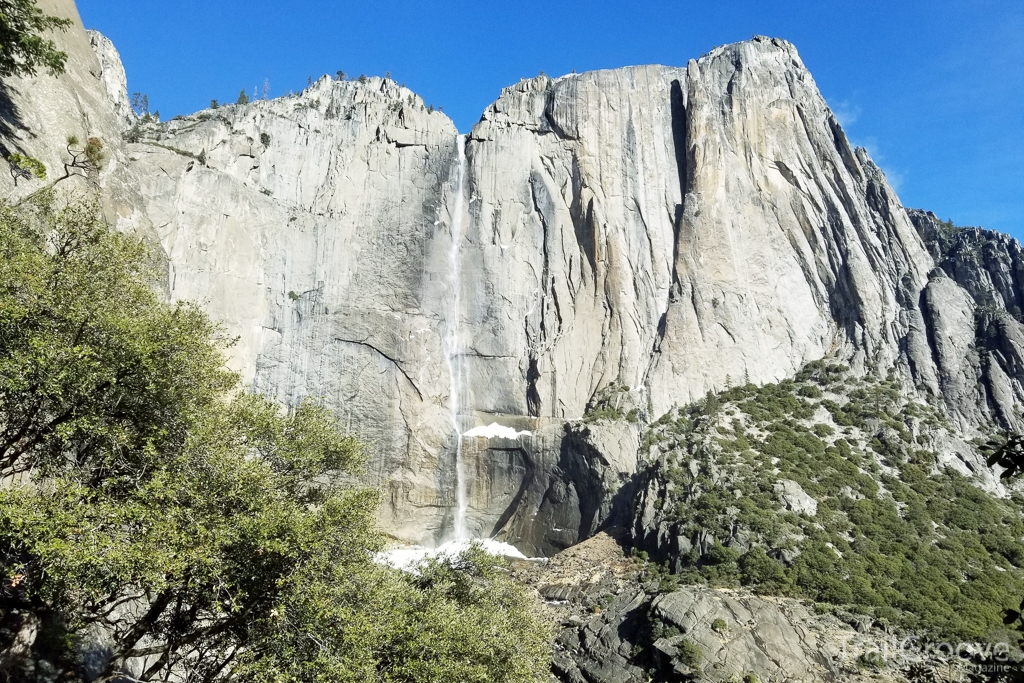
0, 0, 72, 78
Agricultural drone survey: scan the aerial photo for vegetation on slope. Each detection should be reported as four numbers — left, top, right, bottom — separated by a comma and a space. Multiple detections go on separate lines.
632, 360, 1024, 642
0, 192, 550, 682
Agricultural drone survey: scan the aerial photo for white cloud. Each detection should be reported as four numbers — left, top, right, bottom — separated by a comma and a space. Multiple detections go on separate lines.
853, 136, 907, 193
831, 99, 861, 128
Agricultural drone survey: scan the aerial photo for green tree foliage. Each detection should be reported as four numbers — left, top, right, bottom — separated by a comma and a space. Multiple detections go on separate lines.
236, 88, 249, 105
983, 432, 1024, 480
0, 194, 551, 682
131, 91, 149, 117
0, 192, 230, 479
56, 135, 104, 184
738, 547, 788, 592
6, 152, 45, 185
0, 0, 72, 78
982, 429, 1024, 630
255, 545, 551, 683
0, 395, 381, 681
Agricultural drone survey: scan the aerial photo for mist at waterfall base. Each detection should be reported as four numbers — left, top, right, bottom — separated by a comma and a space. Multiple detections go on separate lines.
377, 425, 540, 572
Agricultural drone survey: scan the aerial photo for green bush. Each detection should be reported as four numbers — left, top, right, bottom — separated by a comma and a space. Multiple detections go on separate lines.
677, 639, 702, 670
7, 152, 46, 182
739, 547, 789, 592
812, 423, 834, 438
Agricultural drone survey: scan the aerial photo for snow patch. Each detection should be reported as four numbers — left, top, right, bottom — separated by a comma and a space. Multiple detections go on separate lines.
377, 538, 542, 573
462, 423, 532, 439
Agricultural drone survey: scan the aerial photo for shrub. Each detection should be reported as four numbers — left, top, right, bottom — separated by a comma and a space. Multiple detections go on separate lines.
798, 384, 823, 398
813, 423, 834, 438
739, 547, 788, 592
677, 639, 702, 670
7, 152, 46, 183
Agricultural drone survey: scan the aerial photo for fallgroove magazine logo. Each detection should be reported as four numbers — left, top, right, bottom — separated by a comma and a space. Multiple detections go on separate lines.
840, 634, 1022, 679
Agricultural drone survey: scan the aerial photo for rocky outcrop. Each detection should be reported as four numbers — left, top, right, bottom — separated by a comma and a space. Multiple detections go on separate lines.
4, 5, 1024, 552
909, 209, 1024, 430
512, 531, 967, 683
87, 29, 135, 129
911, 209, 1024, 318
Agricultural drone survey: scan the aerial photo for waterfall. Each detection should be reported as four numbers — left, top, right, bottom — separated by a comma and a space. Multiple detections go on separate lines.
444, 134, 469, 541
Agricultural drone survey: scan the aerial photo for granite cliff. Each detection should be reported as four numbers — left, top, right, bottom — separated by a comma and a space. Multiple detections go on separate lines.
3, 1, 1023, 562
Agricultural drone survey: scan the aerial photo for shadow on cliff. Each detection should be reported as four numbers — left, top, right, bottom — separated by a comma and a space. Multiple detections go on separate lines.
596, 469, 650, 566
0, 80, 32, 155
487, 446, 538, 540
520, 424, 646, 557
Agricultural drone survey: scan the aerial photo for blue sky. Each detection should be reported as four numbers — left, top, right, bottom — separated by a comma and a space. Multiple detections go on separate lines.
76, 0, 1023, 237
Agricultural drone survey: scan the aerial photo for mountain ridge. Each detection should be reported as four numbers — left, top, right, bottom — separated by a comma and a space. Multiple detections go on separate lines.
2, 1, 1022, 557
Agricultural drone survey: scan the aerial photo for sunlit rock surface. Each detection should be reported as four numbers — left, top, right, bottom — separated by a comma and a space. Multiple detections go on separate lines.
3, 5, 1023, 554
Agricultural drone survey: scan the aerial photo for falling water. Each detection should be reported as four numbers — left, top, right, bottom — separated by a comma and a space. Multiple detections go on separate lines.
444, 134, 469, 541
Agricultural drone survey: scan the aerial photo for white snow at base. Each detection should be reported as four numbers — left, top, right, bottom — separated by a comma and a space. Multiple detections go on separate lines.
377, 538, 543, 573
462, 423, 532, 439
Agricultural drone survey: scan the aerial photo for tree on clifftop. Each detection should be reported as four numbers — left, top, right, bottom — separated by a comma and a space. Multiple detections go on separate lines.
0, 0, 72, 78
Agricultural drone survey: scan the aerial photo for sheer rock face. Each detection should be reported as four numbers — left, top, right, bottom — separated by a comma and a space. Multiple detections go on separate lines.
5, 10, 1024, 552
86, 30, 135, 129
651, 43, 936, 409
121, 76, 464, 546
